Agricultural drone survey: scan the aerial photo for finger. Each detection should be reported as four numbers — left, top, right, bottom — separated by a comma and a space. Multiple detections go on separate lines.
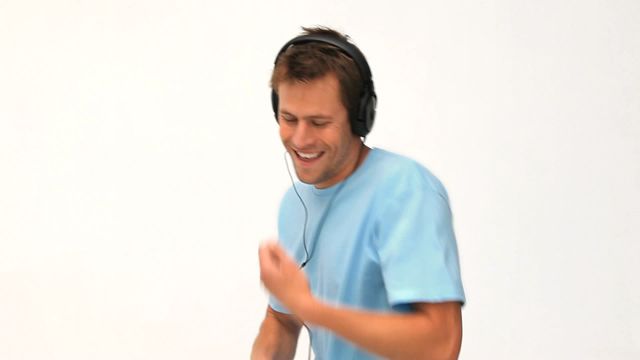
267, 242, 285, 254
268, 243, 299, 269
258, 245, 277, 277
265, 243, 290, 262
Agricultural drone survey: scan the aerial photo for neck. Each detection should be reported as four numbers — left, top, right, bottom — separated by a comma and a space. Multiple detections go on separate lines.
313, 141, 371, 189
353, 142, 370, 171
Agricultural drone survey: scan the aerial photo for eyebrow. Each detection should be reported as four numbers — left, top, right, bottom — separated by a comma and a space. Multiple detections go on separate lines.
280, 110, 333, 121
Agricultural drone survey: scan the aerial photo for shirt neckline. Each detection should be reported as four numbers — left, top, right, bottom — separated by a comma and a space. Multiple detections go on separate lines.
308, 147, 379, 197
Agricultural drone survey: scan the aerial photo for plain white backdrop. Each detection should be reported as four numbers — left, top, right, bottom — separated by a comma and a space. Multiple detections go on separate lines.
1, 0, 638, 359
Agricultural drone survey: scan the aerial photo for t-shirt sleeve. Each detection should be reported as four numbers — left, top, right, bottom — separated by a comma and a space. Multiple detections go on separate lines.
374, 168, 466, 309
268, 295, 290, 314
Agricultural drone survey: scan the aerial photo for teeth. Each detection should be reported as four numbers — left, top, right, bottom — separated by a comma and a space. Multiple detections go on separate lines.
297, 151, 321, 159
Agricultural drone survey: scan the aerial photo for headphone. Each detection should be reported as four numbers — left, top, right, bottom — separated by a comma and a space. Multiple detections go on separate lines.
271, 34, 377, 137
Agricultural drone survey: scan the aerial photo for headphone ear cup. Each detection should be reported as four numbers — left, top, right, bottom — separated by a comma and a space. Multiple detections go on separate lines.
364, 94, 376, 134
354, 92, 376, 137
351, 120, 364, 138
351, 102, 366, 137
271, 90, 279, 121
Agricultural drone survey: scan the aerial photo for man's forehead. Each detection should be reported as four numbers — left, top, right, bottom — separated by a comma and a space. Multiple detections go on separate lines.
278, 76, 341, 104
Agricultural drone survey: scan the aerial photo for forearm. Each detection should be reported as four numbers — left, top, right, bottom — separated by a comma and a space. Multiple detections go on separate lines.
296, 299, 461, 360
251, 331, 297, 360
251, 308, 301, 360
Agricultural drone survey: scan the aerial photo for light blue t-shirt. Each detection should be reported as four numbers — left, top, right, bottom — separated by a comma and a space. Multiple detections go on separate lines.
270, 148, 465, 359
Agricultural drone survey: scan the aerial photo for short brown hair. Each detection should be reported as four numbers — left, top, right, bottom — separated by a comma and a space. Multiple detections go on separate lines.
271, 26, 362, 120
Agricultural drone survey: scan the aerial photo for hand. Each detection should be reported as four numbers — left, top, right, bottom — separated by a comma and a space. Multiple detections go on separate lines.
259, 242, 313, 315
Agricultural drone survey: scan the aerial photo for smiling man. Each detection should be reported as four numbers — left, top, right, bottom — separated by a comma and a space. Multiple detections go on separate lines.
278, 72, 366, 189
251, 27, 466, 360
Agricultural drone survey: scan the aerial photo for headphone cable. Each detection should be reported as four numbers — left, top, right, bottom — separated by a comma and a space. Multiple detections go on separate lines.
284, 151, 314, 359
284, 151, 311, 267
282, 143, 365, 359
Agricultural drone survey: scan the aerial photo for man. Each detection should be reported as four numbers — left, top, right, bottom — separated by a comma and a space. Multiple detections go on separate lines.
252, 27, 465, 360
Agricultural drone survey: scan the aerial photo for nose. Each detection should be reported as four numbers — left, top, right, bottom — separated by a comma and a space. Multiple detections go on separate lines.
290, 121, 315, 149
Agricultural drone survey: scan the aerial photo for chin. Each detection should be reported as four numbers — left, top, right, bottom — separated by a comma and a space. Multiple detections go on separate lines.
295, 173, 318, 185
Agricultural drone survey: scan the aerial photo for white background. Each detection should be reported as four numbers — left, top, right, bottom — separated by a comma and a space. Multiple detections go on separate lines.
1, 0, 638, 359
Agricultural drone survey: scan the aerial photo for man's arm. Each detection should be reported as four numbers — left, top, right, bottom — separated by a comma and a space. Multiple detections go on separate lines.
259, 243, 462, 360
251, 305, 303, 360
298, 299, 461, 360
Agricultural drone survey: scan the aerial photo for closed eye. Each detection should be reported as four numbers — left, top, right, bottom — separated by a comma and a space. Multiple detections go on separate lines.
311, 120, 329, 127
281, 114, 297, 123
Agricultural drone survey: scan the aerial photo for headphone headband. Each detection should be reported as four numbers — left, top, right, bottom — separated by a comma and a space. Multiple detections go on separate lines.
274, 34, 373, 86
271, 33, 377, 137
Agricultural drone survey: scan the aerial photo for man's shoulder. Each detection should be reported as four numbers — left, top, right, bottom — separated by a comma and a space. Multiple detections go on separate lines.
369, 148, 427, 174
369, 148, 447, 197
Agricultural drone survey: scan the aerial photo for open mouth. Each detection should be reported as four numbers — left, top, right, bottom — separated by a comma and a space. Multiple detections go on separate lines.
294, 150, 324, 164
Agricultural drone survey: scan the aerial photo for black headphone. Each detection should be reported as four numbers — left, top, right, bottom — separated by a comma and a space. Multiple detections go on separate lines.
271, 34, 377, 137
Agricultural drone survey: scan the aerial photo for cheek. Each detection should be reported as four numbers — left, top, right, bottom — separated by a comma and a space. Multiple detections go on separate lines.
337, 131, 354, 152
279, 125, 290, 142
326, 125, 348, 145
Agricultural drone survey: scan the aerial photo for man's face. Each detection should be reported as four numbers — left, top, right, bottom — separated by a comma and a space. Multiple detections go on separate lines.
277, 74, 361, 189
